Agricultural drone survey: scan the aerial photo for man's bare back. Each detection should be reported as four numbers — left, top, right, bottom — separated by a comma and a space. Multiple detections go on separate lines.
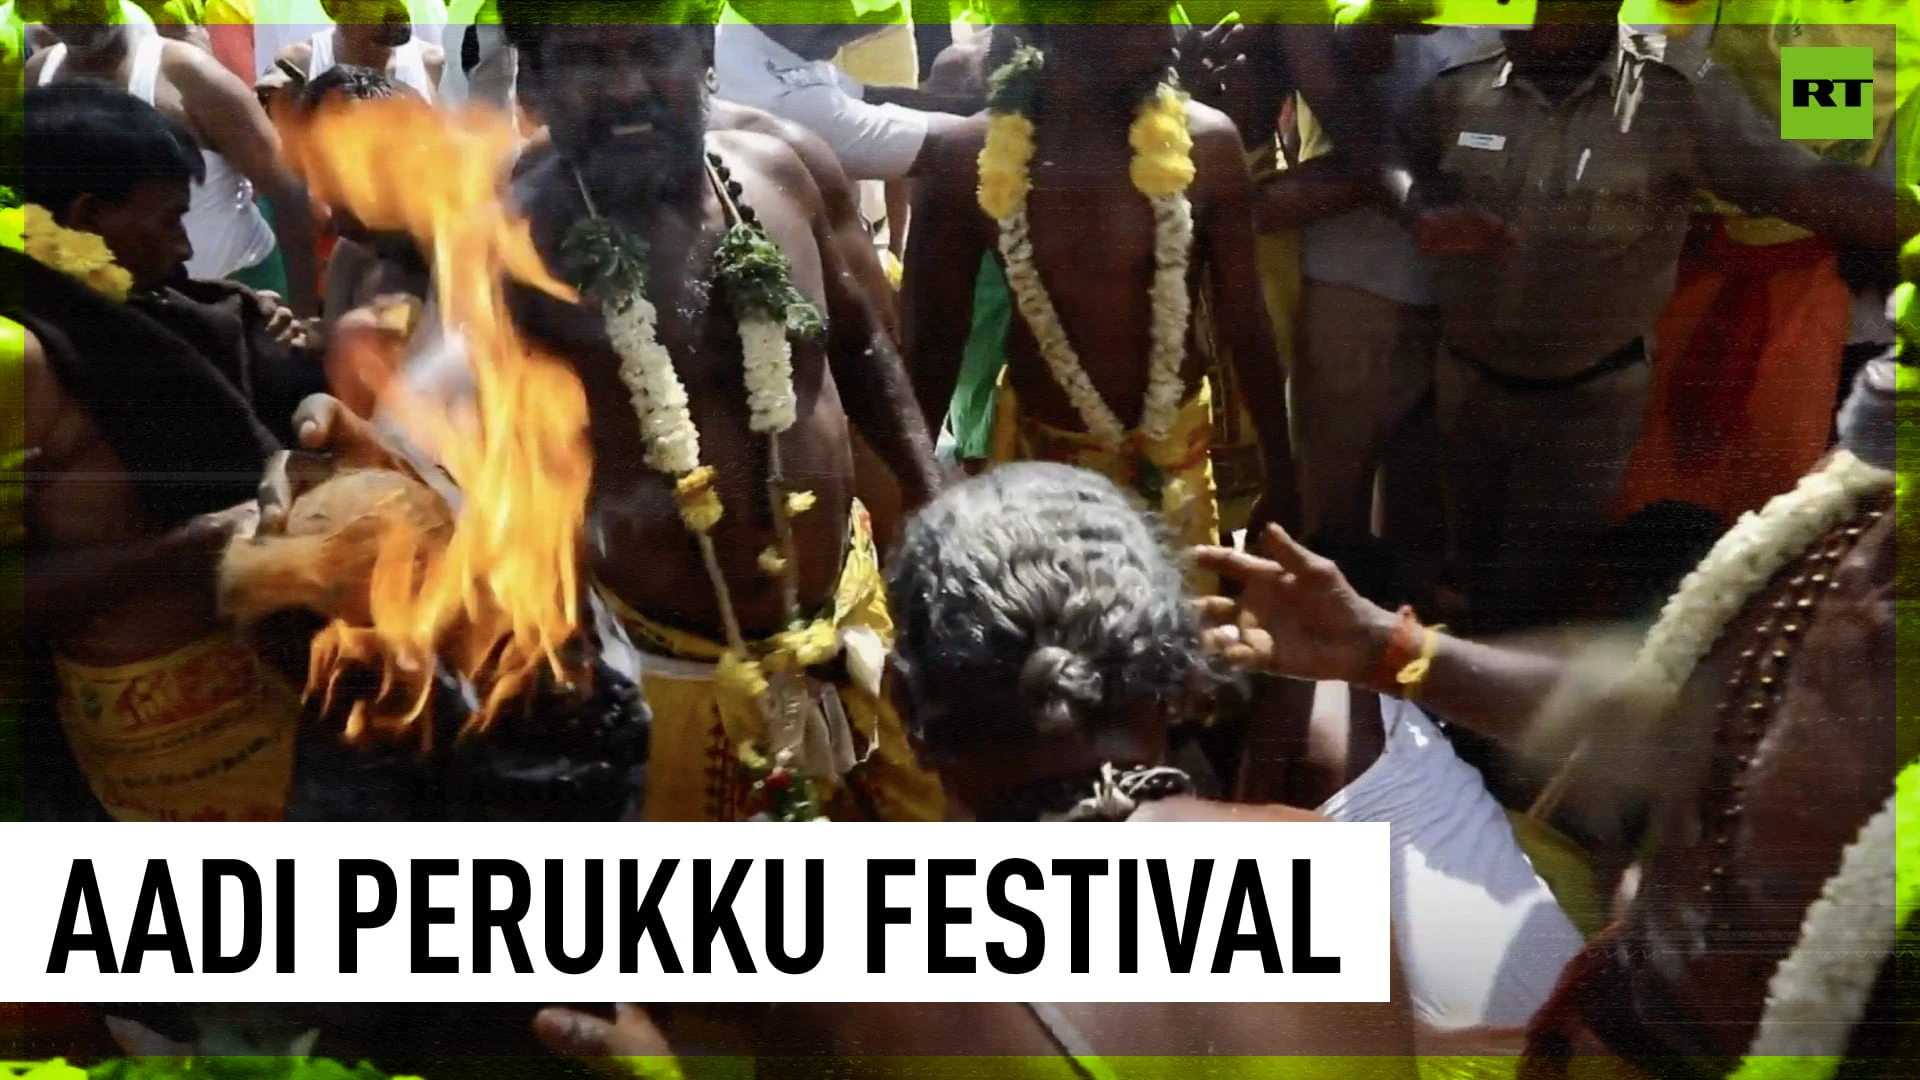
511, 129, 859, 640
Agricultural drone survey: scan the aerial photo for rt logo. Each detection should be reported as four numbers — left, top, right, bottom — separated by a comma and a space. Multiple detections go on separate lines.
1780, 47, 1875, 140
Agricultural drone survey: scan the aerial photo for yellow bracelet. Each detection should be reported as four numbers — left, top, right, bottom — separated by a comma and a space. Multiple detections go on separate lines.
1394, 624, 1444, 699
621, 1059, 688, 1080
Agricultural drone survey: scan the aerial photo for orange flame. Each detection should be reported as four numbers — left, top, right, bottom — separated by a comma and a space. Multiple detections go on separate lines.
281, 97, 590, 743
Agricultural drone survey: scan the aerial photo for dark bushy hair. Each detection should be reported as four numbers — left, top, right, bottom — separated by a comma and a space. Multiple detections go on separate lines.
887, 462, 1209, 756
300, 64, 398, 108
23, 82, 205, 216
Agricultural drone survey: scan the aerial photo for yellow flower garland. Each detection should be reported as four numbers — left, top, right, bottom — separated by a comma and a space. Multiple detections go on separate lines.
977, 85, 1194, 216
15, 204, 133, 302
975, 59, 1199, 454
1128, 88, 1197, 198
977, 113, 1037, 220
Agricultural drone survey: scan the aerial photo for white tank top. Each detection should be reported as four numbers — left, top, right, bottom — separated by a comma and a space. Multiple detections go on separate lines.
307, 30, 436, 103
39, 36, 276, 281
1316, 690, 1585, 1030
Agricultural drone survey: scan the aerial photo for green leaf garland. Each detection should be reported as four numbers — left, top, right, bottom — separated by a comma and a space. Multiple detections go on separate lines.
557, 216, 649, 305
986, 44, 1045, 117
713, 224, 824, 341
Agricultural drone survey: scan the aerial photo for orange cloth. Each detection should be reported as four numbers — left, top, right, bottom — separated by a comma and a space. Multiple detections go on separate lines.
1615, 219, 1849, 524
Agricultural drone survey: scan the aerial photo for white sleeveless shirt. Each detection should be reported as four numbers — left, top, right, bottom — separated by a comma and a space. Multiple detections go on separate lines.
39, 35, 276, 281
306, 29, 436, 103
1316, 689, 1585, 1030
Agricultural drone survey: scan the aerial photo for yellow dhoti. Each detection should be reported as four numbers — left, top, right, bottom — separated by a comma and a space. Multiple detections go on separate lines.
603, 501, 947, 823
54, 633, 301, 822
989, 377, 1220, 591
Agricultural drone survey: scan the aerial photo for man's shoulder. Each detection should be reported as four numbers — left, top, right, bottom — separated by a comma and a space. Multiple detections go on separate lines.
1620, 24, 1716, 85
710, 126, 818, 194
710, 98, 798, 144
162, 34, 242, 95
1184, 97, 1241, 146
916, 111, 991, 188
1185, 99, 1255, 177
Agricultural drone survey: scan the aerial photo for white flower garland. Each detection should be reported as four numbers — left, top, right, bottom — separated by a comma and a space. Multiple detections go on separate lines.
987, 89, 1196, 451
996, 191, 1193, 450
606, 280, 799, 478
1739, 776, 1903, 1066
1625, 450, 1892, 713
608, 291, 704, 476
739, 314, 798, 435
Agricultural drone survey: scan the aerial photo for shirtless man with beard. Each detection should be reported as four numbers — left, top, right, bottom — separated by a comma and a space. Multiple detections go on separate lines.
490, 0, 947, 823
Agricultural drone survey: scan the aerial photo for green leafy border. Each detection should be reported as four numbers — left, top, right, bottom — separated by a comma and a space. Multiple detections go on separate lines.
557, 216, 650, 306
713, 225, 823, 341
985, 44, 1045, 117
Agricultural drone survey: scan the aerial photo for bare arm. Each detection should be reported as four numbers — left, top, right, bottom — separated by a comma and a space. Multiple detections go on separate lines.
22, 335, 238, 628
778, 149, 943, 507
27, 523, 235, 631
1689, 65, 1907, 251
900, 134, 991, 444
864, 84, 986, 116
171, 43, 321, 318
1196, 119, 1295, 524
1254, 152, 1374, 232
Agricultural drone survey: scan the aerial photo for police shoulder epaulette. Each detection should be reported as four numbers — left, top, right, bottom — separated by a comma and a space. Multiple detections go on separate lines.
1620, 22, 1715, 84
1434, 40, 1509, 80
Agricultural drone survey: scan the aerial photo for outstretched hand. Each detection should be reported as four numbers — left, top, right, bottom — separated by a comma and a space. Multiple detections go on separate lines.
533, 1004, 680, 1079
1191, 524, 1397, 687
1176, 19, 1248, 117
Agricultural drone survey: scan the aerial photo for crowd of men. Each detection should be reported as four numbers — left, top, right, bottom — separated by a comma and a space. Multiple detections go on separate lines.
2, 0, 1914, 1074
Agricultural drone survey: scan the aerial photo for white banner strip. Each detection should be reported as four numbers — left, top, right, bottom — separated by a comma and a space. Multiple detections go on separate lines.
0, 822, 1390, 1004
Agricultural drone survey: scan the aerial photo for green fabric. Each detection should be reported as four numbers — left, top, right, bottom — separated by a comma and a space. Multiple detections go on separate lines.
947, 253, 1010, 460
230, 249, 287, 294
231, 197, 290, 296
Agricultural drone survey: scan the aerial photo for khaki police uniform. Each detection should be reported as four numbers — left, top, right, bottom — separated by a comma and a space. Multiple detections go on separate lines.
1409, 25, 1824, 627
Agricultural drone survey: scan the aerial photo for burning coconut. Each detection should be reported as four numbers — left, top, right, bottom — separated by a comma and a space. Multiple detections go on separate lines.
218, 97, 648, 823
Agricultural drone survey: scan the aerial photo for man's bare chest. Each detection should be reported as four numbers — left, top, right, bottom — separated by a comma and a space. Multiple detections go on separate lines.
1021, 176, 1161, 280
